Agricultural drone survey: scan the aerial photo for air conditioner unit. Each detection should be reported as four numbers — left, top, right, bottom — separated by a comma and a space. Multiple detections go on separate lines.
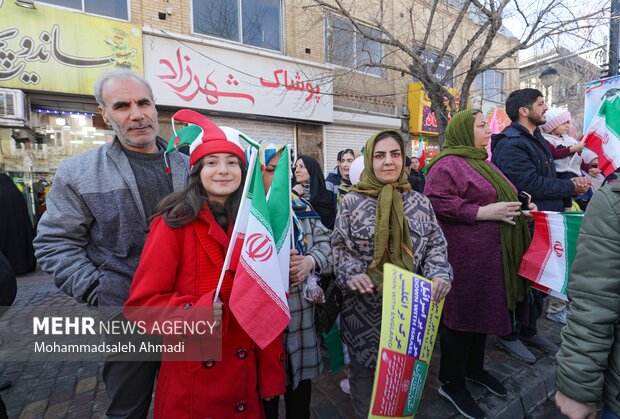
0, 88, 29, 127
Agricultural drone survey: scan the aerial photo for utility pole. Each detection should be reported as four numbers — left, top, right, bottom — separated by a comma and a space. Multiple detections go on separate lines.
610, 0, 619, 76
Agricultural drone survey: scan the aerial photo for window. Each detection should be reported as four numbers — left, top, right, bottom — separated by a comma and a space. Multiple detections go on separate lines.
475, 70, 505, 102
192, 0, 282, 52
420, 49, 454, 87
38, 0, 129, 20
326, 14, 383, 77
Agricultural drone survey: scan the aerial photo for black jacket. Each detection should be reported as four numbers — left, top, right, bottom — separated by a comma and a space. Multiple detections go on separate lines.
0, 252, 17, 316
491, 122, 574, 212
408, 171, 426, 194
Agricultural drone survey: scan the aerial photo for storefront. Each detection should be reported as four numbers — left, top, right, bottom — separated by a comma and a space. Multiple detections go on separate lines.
324, 111, 401, 170
0, 1, 143, 223
407, 82, 461, 162
142, 30, 334, 160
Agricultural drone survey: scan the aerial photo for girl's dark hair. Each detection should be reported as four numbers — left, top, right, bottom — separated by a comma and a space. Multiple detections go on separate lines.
151, 156, 247, 230
337, 148, 355, 162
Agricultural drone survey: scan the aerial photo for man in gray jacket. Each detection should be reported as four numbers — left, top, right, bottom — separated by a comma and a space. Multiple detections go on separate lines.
34, 69, 189, 418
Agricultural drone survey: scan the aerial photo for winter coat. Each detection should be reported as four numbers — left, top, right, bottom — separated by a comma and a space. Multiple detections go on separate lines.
556, 182, 620, 416
0, 174, 36, 275
332, 191, 453, 369
408, 170, 426, 194
283, 216, 331, 389
491, 122, 574, 212
425, 156, 514, 336
325, 168, 341, 196
0, 252, 16, 317
126, 207, 286, 418
34, 138, 188, 306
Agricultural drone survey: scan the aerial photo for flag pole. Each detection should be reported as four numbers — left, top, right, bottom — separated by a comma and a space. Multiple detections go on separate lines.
286, 145, 295, 294
213, 148, 258, 304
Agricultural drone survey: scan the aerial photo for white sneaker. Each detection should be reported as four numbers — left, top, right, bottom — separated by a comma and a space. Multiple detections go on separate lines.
546, 310, 567, 324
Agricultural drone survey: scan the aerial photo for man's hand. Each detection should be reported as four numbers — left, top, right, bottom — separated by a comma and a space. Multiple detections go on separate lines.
571, 177, 591, 196
555, 391, 598, 419
292, 184, 305, 196
431, 278, 451, 302
348, 273, 374, 294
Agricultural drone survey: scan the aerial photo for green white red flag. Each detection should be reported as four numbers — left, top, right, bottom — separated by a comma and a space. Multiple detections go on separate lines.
416, 134, 426, 169
583, 95, 620, 177
228, 145, 291, 349
518, 211, 583, 300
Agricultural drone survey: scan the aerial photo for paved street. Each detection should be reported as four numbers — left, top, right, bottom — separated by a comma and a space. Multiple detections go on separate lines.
0, 269, 567, 418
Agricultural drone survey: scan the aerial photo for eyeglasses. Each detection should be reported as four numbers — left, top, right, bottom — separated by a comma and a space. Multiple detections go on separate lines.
590, 163, 598, 168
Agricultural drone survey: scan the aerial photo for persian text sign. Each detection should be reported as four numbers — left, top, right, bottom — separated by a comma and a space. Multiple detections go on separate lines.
408, 82, 460, 135
0, 1, 143, 94
144, 34, 333, 123
370, 264, 443, 418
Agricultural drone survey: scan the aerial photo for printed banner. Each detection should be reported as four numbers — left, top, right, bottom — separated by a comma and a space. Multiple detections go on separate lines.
584, 75, 620, 131
518, 211, 584, 300
143, 34, 333, 122
369, 264, 443, 418
0, 1, 143, 94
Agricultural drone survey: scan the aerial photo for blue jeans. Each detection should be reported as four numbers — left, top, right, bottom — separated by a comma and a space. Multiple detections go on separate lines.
603, 405, 620, 419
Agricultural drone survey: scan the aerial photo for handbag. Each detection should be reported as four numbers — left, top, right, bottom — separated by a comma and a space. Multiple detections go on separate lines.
314, 274, 343, 334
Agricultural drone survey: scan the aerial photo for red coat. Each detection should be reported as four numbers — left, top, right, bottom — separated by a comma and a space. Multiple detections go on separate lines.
126, 207, 285, 419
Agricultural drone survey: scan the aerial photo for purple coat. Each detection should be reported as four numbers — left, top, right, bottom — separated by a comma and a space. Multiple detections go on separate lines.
425, 156, 514, 336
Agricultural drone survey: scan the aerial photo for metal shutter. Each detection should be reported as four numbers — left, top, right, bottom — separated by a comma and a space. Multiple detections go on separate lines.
324, 124, 377, 170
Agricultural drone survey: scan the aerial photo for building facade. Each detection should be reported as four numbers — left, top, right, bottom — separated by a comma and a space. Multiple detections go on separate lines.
1, 0, 519, 223
519, 46, 604, 134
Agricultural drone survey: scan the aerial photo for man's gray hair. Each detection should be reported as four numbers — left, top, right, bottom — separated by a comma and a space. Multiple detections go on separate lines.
93, 69, 154, 108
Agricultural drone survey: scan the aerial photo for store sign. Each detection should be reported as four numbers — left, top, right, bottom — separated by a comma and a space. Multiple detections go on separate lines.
408, 82, 460, 134
0, 1, 143, 95
144, 35, 333, 123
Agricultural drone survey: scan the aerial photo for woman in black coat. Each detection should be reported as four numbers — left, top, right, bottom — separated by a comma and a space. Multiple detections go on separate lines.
0, 174, 36, 275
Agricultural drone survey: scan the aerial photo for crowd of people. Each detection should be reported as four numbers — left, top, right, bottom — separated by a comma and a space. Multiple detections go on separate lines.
0, 68, 616, 419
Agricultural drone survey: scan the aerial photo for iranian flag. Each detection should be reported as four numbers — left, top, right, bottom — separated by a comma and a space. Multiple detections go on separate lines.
228, 146, 291, 349
416, 135, 426, 169
518, 211, 584, 300
583, 95, 620, 176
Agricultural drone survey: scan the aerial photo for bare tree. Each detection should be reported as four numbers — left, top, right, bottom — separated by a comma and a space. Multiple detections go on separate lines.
308, 0, 608, 141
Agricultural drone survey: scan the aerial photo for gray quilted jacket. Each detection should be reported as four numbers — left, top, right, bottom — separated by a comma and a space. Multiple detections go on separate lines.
34, 138, 188, 306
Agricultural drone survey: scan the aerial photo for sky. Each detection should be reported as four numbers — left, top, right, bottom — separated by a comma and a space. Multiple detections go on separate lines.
501, 0, 610, 58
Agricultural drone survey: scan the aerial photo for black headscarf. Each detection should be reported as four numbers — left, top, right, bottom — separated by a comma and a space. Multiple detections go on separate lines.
0, 174, 36, 275
293, 156, 337, 230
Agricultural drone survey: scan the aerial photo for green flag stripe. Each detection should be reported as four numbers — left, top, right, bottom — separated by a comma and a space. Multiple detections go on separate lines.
562, 213, 582, 294
248, 155, 273, 234
268, 145, 291, 251
600, 98, 620, 140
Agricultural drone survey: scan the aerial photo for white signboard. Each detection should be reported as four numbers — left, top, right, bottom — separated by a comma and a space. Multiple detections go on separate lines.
144, 34, 333, 123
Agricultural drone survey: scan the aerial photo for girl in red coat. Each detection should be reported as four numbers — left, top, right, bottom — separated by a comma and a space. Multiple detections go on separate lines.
126, 117, 285, 418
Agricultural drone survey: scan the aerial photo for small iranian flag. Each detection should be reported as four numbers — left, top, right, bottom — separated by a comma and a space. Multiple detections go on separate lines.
583, 95, 620, 176
228, 146, 291, 349
416, 135, 426, 169
518, 211, 584, 300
